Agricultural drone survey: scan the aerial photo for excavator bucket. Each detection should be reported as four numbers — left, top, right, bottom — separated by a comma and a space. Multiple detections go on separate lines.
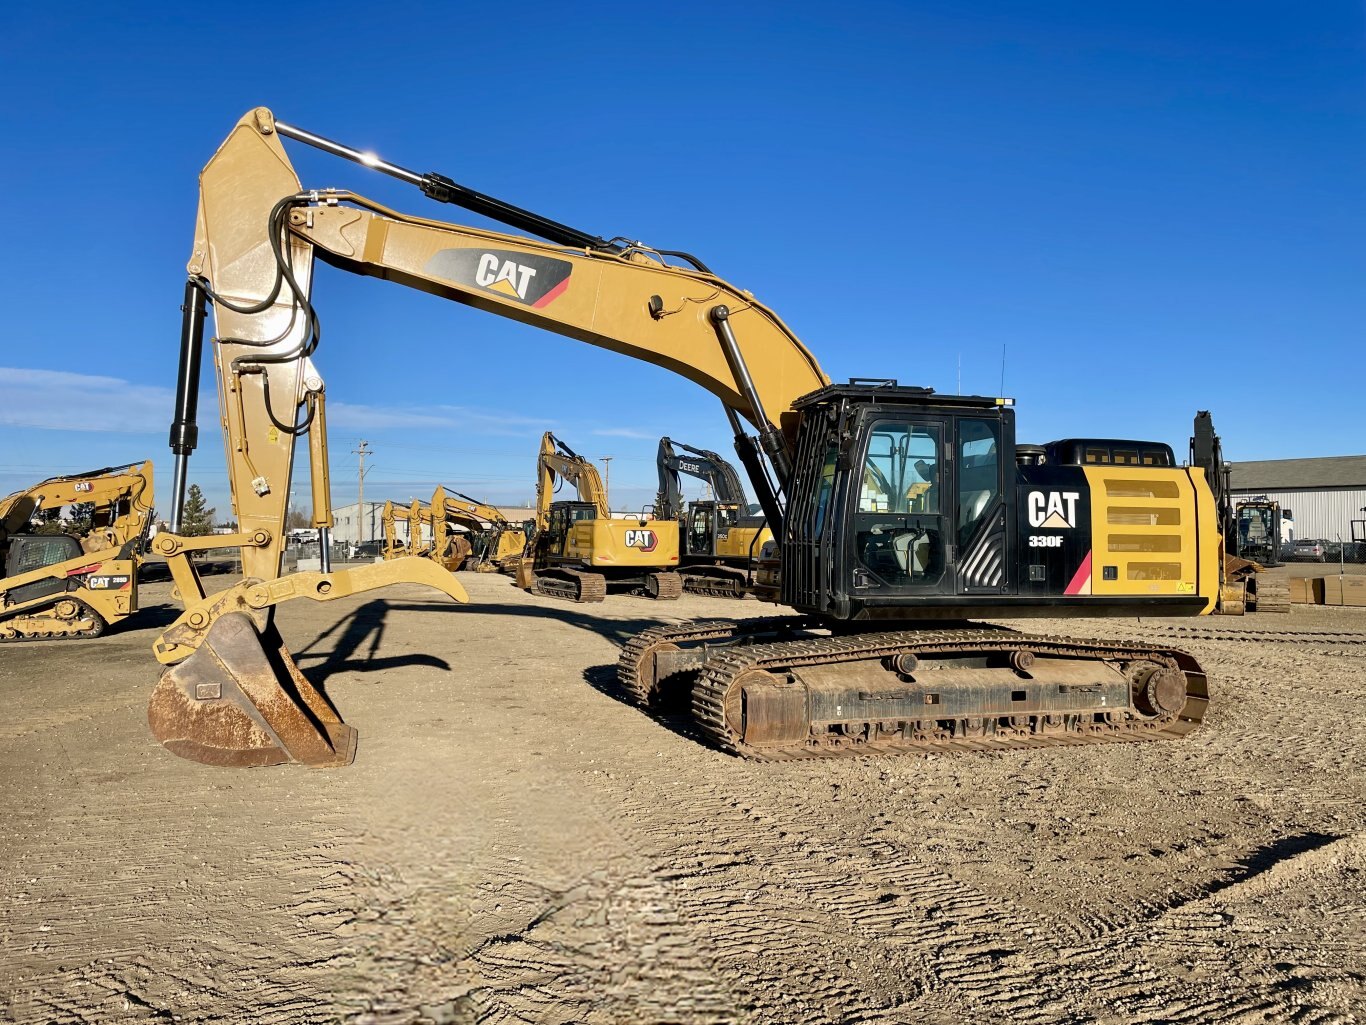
147, 612, 356, 768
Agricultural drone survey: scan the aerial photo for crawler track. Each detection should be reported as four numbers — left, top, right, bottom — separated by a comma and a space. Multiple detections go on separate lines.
1145, 623, 1366, 646
619, 618, 1207, 760
618, 617, 821, 705
642, 571, 683, 601
0, 598, 107, 642
533, 568, 607, 603
680, 565, 754, 600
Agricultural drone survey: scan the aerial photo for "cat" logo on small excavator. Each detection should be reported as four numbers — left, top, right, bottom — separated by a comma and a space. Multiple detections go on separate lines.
624, 529, 658, 552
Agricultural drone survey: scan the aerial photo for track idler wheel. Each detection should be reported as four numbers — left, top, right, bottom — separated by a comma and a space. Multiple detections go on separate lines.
644, 572, 683, 600
147, 611, 357, 768
1131, 664, 1188, 718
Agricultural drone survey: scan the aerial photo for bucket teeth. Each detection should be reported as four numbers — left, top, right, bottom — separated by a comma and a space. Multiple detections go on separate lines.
147, 611, 356, 768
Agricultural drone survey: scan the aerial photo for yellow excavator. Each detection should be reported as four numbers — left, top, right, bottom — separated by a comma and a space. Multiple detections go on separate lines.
148, 108, 1220, 767
523, 432, 681, 602
379, 499, 411, 560
655, 436, 774, 598
438, 489, 526, 573
381, 490, 473, 571
1, 462, 154, 641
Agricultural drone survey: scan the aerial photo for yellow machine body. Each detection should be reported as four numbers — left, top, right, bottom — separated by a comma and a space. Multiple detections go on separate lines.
549, 509, 681, 571
0, 461, 154, 641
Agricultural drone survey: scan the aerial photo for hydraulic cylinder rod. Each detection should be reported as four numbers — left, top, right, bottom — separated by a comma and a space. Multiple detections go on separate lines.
711, 305, 793, 484
274, 119, 611, 252
168, 279, 207, 531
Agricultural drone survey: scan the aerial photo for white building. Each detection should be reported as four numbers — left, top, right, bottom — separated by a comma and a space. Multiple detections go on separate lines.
329, 501, 387, 546
1229, 456, 1366, 544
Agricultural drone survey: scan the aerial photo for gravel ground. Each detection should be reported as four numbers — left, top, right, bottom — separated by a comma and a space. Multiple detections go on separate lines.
1, 572, 1363, 1024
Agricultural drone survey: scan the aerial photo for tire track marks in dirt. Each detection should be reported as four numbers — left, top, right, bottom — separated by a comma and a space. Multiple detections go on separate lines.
599, 773, 1084, 1023
584, 607, 1366, 1024
336, 855, 739, 1025
0, 762, 361, 1024
604, 772, 1366, 1024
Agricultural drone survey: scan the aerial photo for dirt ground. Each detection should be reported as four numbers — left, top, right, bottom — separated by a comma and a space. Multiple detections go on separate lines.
1, 571, 1363, 1024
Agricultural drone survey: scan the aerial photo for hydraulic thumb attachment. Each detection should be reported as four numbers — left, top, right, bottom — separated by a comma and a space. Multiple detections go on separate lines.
147, 550, 468, 768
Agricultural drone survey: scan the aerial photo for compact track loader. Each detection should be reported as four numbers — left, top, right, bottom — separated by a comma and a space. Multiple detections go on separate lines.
1, 462, 154, 641
150, 108, 1224, 766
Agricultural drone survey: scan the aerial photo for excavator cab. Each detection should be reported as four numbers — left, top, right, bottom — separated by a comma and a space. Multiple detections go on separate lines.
541, 502, 597, 559
783, 382, 1217, 621
784, 384, 1010, 616
684, 503, 746, 557
686, 503, 717, 557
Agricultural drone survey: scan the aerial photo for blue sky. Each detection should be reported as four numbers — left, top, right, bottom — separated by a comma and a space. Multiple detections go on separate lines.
2, 2, 1362, 522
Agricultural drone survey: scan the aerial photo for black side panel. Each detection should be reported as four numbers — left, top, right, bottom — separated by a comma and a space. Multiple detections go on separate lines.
1014, 468, 1094, 596
958, 504, 1007, 590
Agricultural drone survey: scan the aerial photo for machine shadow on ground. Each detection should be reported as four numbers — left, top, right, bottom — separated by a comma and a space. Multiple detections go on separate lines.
290, 593, 734, 752
291, 599, 453, 677
290, 594, 697, 678
445, 593, 697, 646
107, 601, 183, 634
580, 662, 719, 751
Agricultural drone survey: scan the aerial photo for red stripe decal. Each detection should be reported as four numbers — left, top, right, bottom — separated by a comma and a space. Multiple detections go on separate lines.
532, 276, 570, 308
1064, 551, 1092, 595
66, 563, 102, 577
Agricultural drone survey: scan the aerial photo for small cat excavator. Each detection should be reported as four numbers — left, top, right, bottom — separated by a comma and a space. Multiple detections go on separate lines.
381, 490, 473, 571
437, 489, 526, 573
654, 437, 773, 598
148, 108, 1222, 767
524, 432, 681, 602
1, 462, 154, 641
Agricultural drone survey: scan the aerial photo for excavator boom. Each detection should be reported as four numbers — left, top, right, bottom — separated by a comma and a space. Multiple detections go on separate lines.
654, 437, 750, 519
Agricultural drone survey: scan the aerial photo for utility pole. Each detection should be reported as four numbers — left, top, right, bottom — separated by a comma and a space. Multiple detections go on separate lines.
353, 440, 372, 542
600, 456, 613, 513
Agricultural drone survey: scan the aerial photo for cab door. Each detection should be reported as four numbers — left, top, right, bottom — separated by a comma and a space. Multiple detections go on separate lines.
545, 505, 571, 560
851, 418, 950, 594
687, 503, 715, 557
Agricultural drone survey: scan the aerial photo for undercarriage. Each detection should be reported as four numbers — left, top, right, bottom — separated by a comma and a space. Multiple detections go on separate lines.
533, 566, 682, 603
619, 618, 1207, 759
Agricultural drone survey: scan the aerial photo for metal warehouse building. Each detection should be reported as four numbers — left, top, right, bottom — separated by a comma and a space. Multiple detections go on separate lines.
1229, 455, 1366, 543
